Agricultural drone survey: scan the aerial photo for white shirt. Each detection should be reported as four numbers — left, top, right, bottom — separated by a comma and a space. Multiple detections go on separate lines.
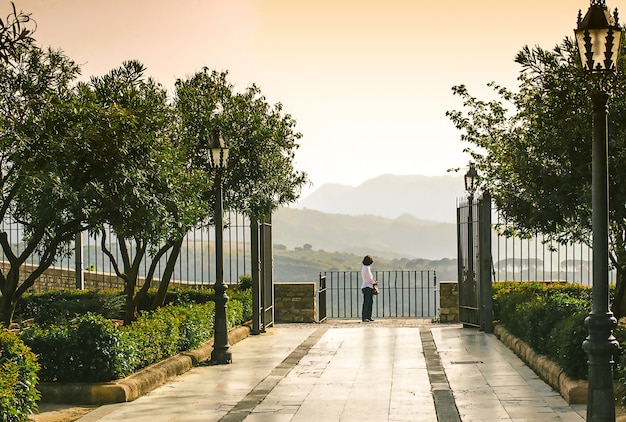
361, 265, 376, 288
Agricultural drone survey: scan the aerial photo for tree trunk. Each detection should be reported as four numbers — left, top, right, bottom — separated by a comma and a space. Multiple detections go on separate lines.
0, 291, 15, 328
0, 266, 24, 328
151, 238, 183, 310
123, 278, 137, 325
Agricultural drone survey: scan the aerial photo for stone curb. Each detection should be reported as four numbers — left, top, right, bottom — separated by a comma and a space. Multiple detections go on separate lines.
38, 323, 252, 405
494, 323, 587, 404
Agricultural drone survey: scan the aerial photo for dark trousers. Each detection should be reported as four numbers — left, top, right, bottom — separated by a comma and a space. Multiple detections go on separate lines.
362, 287, 374, 320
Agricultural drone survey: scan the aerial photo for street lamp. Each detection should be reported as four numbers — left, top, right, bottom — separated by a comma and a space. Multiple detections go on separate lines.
464, 162, 478, 324
208, 130, 231, 365
464, 162, 478, 197
575, 1, 621, 419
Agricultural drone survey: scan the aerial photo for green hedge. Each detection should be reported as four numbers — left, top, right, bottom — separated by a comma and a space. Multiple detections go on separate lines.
20, 288, 251, 383
16, 286, 252, 326
0, 330, 40, 421
21, 313, 135, 382
493, 282, 626, 382
14, 289, 125, 326
493, 282, 596, 379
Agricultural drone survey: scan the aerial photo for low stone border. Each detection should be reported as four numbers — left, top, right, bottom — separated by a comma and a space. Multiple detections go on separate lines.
494, 323, 588, 404
38, 323, 252, 405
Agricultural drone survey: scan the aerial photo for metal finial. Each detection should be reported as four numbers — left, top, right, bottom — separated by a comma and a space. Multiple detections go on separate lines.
578, 9, 582, 24
614, 8, 619, 24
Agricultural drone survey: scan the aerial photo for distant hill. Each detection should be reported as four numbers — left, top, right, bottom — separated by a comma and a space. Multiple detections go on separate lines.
293, 174, 465, 223
272, 207, 456, 260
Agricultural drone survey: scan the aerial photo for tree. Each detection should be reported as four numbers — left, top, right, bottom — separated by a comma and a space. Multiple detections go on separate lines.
84, 61, 207, 324
0, 42, 105, 326
223, 80, 309, 221
175, 68, 308, 224
447, 36, 626, 317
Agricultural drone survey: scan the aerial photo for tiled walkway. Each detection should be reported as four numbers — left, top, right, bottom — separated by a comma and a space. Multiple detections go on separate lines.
76, 320, 585, 421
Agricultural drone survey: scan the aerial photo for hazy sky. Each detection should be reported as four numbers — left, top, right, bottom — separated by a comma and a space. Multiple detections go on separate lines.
19, 0, 596, 197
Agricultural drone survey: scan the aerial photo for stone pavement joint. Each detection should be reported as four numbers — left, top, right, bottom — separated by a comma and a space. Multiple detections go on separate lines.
420, 326, 461, 422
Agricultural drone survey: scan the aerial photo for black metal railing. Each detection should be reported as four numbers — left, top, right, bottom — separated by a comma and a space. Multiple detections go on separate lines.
0, 211, 253, 291
319, 270, 438, 319
492, 209, 617, 285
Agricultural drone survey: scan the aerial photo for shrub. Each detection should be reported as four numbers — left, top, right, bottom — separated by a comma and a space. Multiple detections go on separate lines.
15, 290, 125, 326
19, 288, 250, 383
237, 275, 252, 290
122, 303, 216, 368
546, 310, 589, 380
0, 330, 40, 421
138, 287, 215, 310
493, 282, 592, 379
22, 313, 133, 382
229, 288, 252, 324
169, 304, 214, 351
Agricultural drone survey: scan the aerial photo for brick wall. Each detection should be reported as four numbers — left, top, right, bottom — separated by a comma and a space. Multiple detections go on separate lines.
274, 282, 317, 323
438, 281, 459, 323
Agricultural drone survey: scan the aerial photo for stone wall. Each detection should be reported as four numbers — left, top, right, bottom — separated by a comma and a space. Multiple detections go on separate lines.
4, 262, 193, 293
438, 281, 459, 323
0, 262, 126, 293
274, 282, 317, 323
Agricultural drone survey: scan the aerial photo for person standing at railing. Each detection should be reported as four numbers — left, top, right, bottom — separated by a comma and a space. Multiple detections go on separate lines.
361, 255, 378, 322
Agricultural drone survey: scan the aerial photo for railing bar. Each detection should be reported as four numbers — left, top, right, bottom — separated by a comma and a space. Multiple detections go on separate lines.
402, 271, 406, 317
421, 270, 424, 318
394, 271, 399, 317
343, 271, 352, 316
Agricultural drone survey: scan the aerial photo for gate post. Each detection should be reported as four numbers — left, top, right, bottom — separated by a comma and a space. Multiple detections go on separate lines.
260, 215, 274, 329
75, 232, 85, 290
479, 191, 493, 333
318, 275, 327, 322
251, 219, 262, 335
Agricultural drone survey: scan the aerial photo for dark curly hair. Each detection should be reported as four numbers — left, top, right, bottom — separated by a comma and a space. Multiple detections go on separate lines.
362, 255, 374, 266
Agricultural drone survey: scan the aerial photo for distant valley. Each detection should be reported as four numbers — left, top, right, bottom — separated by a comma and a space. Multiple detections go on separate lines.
273, 207, 456, 260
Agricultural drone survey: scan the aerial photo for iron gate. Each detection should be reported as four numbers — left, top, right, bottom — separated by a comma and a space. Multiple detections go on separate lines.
319, 270, 438, 319
457, 191, 493, 332
318, 275, 327, 322
251, 216, 274, 334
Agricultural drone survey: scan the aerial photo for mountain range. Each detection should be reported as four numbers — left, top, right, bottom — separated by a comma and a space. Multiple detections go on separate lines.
272, 174, 464, 260
293, 173, 466, 223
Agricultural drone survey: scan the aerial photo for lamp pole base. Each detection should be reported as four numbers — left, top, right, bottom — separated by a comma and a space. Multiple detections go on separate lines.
210, 282, 231, 365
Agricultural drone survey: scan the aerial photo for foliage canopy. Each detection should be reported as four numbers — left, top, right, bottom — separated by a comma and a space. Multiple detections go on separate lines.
0, 22, 307, 327
447, 36, 626, 316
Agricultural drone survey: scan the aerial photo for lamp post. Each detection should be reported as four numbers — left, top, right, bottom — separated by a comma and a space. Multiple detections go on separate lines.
575, 1, 621, 419
208, 130, 231, 365
464, 162, 478, 322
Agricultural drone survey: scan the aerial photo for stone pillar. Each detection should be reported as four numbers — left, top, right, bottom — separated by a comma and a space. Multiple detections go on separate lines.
438, 281, 459, 323
274, 282, 316, 323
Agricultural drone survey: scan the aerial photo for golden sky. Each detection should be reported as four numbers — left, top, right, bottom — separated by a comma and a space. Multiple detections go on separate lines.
18, 0, 597, 197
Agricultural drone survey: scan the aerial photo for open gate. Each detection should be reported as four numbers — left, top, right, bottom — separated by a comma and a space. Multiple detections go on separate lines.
251, 216, 274, 334
457, 191, 493, 332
